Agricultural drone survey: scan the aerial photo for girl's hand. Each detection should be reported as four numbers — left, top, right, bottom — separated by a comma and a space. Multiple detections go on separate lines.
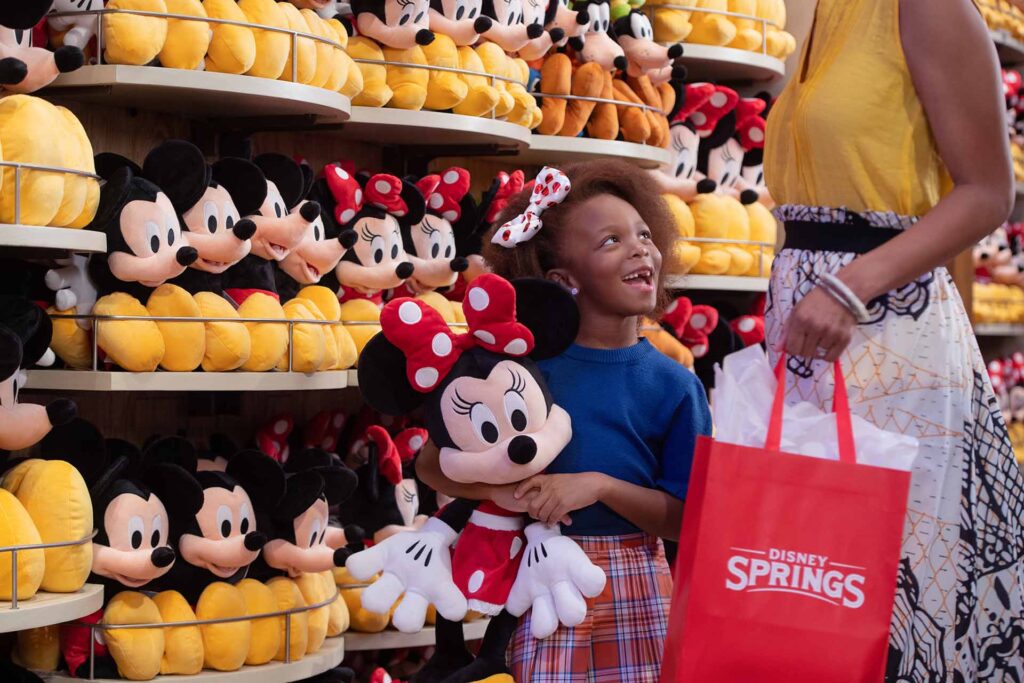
783, 286, 857, 362
515, 473, 607, 526
489, 483, 534, 514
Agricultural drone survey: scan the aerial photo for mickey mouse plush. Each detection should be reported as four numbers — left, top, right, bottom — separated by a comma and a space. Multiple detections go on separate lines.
351, 0, 434, 110
423, 0, 496, 115
0, 1, 84, 94
347, 274, 606, 683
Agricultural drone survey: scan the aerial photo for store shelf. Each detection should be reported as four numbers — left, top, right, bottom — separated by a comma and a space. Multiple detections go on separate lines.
337, 107, 531, 150
0, 225, 106, 253
975, 323, 1024, 337
0, 584, 103, 633
665, 274, 770, 292
344, 619, 489, 652
516, 136, 673, 169
24, 370, 353, 392
993, 30, 1024, 66
43, 635, 344, 683
676, 44, 785, 83
45, 66, 350, 123
1016, 182, 1024, 199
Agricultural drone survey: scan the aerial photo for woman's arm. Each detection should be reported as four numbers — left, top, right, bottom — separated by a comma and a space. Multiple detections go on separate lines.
786, 0, 1014, 360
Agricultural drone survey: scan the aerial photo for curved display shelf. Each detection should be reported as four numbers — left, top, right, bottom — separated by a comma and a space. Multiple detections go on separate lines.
344, 619, 489, 652
339, 107, 531, 149
993, 30, 1024, 66
974, 323, 1024, 337
676, 44, 785, 83
0, 584, 103, 634
666, 274, 770, 292
517, 135, 673, 169
45, 66, 350, 123
0, 225, 106, 253
24, 370, 352, 392
43, 635, 344, 683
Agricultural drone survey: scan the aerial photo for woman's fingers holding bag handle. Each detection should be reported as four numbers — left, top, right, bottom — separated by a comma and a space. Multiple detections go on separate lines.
784, 287, 857, 360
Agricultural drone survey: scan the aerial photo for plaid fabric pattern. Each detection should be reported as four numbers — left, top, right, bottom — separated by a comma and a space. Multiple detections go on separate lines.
508, 533, 673, 682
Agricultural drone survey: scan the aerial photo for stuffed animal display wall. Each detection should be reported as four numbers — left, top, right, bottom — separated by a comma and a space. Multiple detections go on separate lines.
646, 0, 795, 59
348, 274, 607, 683
1, 1, 84, 93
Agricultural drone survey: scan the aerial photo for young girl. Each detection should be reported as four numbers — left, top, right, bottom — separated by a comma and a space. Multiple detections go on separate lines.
416, 159, 711, 681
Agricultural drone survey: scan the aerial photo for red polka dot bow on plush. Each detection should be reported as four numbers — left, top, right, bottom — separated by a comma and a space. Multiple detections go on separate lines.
380, 274, 535, 392
324, 163, 409, 226
417, 167, 471, 222
491, 166, 571, 249
690, 84, 739, 137
485, 169, 526, 223
735, 96, 768, 151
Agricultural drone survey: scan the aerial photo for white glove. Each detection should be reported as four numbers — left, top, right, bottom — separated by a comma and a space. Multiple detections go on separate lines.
45, 255, 96, 330
345, 517, 467, 633
506, 523, 607, 639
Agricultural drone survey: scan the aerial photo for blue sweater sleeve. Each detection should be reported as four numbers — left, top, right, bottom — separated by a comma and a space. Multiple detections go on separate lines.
656, 373, 713, 500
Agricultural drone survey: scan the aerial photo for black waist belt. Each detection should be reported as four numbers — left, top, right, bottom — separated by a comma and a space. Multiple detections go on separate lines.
783, 218, 904, 255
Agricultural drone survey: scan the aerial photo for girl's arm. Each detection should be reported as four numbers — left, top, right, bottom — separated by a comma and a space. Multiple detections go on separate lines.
417, 441, 536, 515
785, 0, 1014, 360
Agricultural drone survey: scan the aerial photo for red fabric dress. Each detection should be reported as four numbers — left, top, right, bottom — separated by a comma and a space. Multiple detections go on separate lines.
61, 608, 106, 677
450, 501, 527, 615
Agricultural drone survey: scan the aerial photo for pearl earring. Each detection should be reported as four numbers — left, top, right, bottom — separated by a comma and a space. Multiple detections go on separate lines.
571, 288, 579, 296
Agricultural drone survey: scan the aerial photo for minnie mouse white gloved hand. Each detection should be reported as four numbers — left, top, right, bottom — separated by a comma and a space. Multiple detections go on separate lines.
346, 516, 468, 633
506, 522, 607, 639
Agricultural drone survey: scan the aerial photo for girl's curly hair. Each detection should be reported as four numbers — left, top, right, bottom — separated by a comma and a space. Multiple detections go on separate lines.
482, 159, 679, 315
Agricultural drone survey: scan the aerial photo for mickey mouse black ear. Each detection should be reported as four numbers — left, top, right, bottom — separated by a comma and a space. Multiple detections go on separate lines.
0, 296, 51, 368
284, 447, 332, 474
212, 157, 268, 218
142, 140, 211, 214
142, 435, 198, 474
277, 470, 326, 521
94, 153, 142, 182
319, 465, 358, 506
307, 178, 340, 238
0, 327, 21, 384
227, 449, 286, 512
1, 1, 57, 30
88, 166, 135, 234
512, 279, 579, 360
254, 153, 304, 211
357, 333, 427, 416
40, 417, 108, 487
146, 462, 204, 519
299, 161, 315, 200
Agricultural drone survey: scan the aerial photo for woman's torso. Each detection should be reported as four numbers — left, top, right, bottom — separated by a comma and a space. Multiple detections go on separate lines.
764, 0, 952, 216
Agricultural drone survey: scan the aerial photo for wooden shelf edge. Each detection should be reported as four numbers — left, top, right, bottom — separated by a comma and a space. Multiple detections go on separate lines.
665, 274, 770, 292
0, 584, 103, 633
343, 619, 489, 652
25, 370, 355, 392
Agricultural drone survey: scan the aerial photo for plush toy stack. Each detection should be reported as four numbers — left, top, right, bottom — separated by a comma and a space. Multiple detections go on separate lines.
987, 353, 1024, 464
646, 0, 796, 60
982, 0, 1024, 44
973, 223, 1024, 325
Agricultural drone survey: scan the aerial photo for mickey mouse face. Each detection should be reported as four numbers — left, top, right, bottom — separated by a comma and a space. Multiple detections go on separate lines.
278, 202, 347, 285
92, 492, 175, 588
430, 0, 487, 45
263, 497, 342, 577
249, 180, 312, 262
108, 193, 196, 288
181, 185, 253, 273
437, 360, 571, 485
481, 0, 533, 52
356, 0, 434, 50
179, 485, 262, 578
336, 215, 414, 294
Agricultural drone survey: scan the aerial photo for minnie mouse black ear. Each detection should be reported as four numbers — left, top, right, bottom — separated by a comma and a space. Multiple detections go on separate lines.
142, 140, 211, 214
283, 447, 332, 474
512, 279, 579, 360
399, 177, 427, 226
357, 333, 427, 416
0, 1, 56, 31
227, 449, 286, 512
254, 153, 305, 211
0, 296, 51, 369
212, 157, 268, 218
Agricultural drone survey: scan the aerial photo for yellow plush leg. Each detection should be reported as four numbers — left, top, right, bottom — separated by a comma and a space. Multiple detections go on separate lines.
295, 573, 330, 654
476, 43, 515, 118
348, 37, 392, 107
95, 293, 165, 372
148, 284, 205, 372
13, 626, 60, 671
724, 247, 754, 276
453, 47, 500, 117
689, 9, 737, 46
382, 47, 429, 110
104, 591, 165, 681
267, 578, 309, 662
195, 292, 251, 372
653, 9, 693, 43
237, 579, 281, 666
103, 0, 169, 66
0, 489, 42, 601
692, 249, 732, 275
238, 293, 288, 372
277, 2, 317, 84
422, 35, 469, 111
296, 286, 356, 369
277, 299, 328, 373
340, 299, 382, 359
202, 0, 256, 74
321, 571, 349, 636
160, 0, 211, 70
153, 591, 204, 675
47, 306, 92, 369
197, 582, 250, 672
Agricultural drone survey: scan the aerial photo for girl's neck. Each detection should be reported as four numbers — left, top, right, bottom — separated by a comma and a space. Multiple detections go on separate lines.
574, 309, 641, 349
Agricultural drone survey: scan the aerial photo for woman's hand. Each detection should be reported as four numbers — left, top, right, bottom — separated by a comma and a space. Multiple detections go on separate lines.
783, 285, 856, 362
515, 473, 606, 526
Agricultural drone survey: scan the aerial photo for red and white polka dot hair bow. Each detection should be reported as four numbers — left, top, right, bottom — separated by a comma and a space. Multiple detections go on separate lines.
416, 167, 471, 222
491, 166, 570, 249
381, 274, 535, 392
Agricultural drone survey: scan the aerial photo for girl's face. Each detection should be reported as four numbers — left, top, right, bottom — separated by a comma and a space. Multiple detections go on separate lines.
555, 194, 662, 317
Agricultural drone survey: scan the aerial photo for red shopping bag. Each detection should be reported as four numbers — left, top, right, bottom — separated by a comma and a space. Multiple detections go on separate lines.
660, 358, 910, 683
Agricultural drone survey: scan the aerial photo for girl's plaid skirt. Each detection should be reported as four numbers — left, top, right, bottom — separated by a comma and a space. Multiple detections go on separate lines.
507, 533, 673, 682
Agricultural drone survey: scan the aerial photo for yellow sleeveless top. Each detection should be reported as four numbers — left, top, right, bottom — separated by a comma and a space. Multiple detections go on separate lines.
764, 0, 952, 217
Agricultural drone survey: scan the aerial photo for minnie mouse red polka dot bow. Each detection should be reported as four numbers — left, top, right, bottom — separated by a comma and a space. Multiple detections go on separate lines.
416, 167, 471, 222
491, 167, 570, 249
485, 169, 526, 223
324, 163, 409, 226
380, 274, 535, 392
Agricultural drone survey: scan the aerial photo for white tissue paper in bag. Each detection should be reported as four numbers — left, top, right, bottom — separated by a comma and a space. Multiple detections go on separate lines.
710, 346, 918, 472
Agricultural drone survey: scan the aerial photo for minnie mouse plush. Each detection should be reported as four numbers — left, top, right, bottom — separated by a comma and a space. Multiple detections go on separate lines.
347, 274, 606, 683
0, 1, 84, 94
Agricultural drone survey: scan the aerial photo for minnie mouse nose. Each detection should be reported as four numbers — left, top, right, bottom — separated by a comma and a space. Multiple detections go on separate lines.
46, 399, 77, 427
244, 531, 267, 552
300, 201, 321, 222
450, 257, 469, 273
54, 46, 85, 74
549, 28, 565, 43
667, 43, 684, 59
233, 218, 257, 241
396, 262, 415, 279
527, 23, 544, 39
176, 246, 199, 266
508, 435, 537, 465
333, 548, 353, 566
474, 16, 492, 33
416, 29, 435, 46
151, 546, 175, 568
696, 179, 718, 194
613, 56, 628, 71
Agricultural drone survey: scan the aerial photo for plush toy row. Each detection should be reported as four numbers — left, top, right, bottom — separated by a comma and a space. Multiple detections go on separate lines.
647, 0, 796, 59
973, 222, 1024, 324
983, 0, 1024, 44
1002, 70, 1024, 185
652, 82, 776, 278
987, 352, 1024, 466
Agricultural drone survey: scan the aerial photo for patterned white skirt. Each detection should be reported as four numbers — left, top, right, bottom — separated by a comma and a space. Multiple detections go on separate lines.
766, 205, 1024, 682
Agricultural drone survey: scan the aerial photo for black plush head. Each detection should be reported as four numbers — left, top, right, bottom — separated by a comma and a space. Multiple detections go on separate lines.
212, 157, 269, 218
141, 140, 211, 215
254, 153, 308, 213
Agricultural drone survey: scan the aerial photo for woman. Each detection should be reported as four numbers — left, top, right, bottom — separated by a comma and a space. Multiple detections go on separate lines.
765, 0, 1024, 679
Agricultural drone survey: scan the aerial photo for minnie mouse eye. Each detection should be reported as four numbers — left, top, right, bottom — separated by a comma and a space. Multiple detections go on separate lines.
416, 11, 425, 22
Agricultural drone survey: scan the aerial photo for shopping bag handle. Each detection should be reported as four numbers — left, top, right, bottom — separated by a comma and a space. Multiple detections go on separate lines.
765, 353, 856, 464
